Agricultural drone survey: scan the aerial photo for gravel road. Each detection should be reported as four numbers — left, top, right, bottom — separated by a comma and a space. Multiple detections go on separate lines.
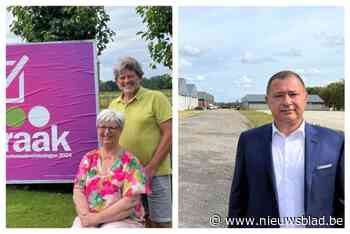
179, 109, 249, 227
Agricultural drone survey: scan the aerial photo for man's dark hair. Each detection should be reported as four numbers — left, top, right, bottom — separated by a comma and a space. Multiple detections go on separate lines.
266, 70, 305, 95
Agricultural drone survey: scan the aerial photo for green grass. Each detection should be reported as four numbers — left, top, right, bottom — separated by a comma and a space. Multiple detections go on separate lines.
179, 110, 203, 119
6, 184, 76, 228
99, 89, 172, 109
99, 91, 120, 110
239, 110, 273, 128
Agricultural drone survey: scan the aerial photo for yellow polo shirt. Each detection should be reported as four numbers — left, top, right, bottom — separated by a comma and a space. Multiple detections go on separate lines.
109, 87, 172, 176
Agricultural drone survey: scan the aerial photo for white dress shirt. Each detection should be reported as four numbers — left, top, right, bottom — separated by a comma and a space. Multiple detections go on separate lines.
272, 121, 305, 227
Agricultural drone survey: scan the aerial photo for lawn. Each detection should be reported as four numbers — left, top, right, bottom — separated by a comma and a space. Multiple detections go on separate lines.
179, 110, 203, 119
6, 184, 76, 228
239, 110, 273, 128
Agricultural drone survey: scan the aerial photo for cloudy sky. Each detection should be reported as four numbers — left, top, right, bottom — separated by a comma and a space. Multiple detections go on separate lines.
6, 7, 170, 82
179, 7, 344, 102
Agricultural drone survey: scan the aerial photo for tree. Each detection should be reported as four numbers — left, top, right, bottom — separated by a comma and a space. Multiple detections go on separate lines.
307, 80, 344, 110
99, 80, 118, 92
319, 87, 331, 107
8, 6, 115, 55
327, 80, 344, 110
99, 75, 171, 92
141, 74, 172, 90
159, 74, 172, 89
136, 6, 172, 70
306, 86, 322, 95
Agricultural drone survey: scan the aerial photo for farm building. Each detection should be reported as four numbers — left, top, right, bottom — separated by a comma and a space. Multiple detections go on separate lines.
306, 95, 328, 110
179, 78, 198, 111
241, 94, 267, 110
198, 91, 214, 109
241, 94, 327, 111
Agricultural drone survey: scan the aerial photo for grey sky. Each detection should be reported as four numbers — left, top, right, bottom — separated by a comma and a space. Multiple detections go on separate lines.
179, 7, 344, 102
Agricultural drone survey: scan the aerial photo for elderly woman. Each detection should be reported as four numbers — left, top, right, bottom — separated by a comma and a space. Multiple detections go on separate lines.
72, 109, 148, 228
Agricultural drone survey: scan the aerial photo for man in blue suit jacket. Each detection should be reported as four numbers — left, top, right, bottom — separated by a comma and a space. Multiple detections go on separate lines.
228, 71, 344, 228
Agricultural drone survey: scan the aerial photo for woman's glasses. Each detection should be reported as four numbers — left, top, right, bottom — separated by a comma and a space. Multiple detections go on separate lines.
98, 126, 119, 131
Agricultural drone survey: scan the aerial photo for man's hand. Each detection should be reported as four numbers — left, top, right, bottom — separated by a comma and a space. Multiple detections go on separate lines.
145, 164, 157, 188
144, 119, 172, 189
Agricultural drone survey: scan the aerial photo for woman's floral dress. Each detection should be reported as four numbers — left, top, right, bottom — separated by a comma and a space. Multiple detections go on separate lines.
74, 149, 148, 224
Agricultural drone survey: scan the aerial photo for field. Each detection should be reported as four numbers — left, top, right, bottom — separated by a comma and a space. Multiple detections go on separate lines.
99, 89, 172, 109
239, 110, 273, 128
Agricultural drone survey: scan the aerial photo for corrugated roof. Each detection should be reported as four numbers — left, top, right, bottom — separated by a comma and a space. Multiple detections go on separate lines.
186, 84, 198, 97
308, 95, 324, 103
198, 91, 214, 102
197, 91, 208, 99
179, 78, 214, 100
241, 94, 265, 103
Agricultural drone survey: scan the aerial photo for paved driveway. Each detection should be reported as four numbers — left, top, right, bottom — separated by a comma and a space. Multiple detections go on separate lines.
303, 111, 344, 131
179, 109, 249, 227
258, 110, 344, 131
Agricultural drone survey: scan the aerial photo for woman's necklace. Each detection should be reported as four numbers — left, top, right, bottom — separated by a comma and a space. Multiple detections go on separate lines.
98, 149, 117, 177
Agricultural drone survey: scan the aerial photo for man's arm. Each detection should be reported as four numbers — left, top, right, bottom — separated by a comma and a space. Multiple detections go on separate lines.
228, 133, 248, 228
145, 119, 172, 179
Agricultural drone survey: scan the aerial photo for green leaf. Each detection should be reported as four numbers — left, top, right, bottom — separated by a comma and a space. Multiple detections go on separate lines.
135, 6, 172, 70
8, 6, 116, 55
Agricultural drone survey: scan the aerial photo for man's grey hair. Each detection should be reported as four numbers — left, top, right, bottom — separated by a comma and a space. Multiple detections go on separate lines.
266, 70, 306, 95
96, 109, 124, 129
113, 56, 144, 80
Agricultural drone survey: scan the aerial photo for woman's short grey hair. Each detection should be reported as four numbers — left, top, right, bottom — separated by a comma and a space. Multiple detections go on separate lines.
113, 57, 144, 80
96, 109, 124, 129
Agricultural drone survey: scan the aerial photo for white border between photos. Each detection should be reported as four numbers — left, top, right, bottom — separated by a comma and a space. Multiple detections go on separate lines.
1, 2, 6, 233
1, 0, 350, 234
172, 4, 179, 230
344, 2, 349, 234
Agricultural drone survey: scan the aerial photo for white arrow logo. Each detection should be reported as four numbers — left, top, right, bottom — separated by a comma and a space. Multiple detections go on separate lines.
6, 55, 29, 104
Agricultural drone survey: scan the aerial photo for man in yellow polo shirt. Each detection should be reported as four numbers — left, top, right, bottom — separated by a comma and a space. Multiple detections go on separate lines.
109, 57, 172, 228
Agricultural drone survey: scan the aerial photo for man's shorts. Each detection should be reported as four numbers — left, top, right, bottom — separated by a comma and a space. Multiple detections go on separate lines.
142, 175, 172, 223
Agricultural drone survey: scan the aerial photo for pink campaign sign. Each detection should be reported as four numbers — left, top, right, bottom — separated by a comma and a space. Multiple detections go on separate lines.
6, 41, 99, 183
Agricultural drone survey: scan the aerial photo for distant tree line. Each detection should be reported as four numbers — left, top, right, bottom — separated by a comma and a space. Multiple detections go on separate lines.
99, 74, 172, 92
306, 80, 344, 111
215, 102, 239, 108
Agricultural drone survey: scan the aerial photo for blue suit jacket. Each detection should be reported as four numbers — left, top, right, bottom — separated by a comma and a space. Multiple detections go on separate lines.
228, 123, 344, 228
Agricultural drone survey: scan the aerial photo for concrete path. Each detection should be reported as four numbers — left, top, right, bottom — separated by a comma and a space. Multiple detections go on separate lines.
303, 111, 344, 131
179, 109, 249, 227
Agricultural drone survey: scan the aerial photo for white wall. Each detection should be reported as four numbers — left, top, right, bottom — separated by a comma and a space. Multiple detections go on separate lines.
189, 97, 198, 109
178, 95, 187, 111
179, 96, 198, 110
